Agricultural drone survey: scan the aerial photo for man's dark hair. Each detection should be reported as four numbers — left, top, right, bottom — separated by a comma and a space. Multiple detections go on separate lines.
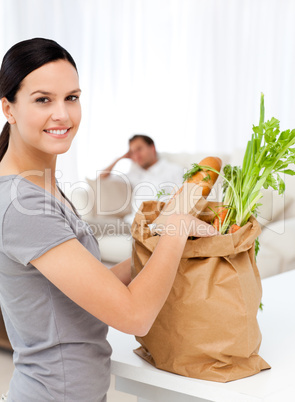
129, 134, 154, 146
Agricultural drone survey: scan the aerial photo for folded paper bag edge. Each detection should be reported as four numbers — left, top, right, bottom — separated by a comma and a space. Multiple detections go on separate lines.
132, 200, 261, 258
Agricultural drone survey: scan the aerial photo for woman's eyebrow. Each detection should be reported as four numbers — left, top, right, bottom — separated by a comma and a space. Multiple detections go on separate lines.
30, 90, 52, 96
68, 88, 82, 94
30, 88, 82, 96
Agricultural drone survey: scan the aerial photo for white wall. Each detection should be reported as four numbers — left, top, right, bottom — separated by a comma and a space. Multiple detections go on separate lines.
1, 0, 295, 183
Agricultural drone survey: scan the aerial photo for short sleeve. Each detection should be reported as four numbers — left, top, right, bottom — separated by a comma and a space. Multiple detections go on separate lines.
2, 189, 77, 266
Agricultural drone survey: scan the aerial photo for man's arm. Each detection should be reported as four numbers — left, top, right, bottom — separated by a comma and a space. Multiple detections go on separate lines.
100, 151, 131, 179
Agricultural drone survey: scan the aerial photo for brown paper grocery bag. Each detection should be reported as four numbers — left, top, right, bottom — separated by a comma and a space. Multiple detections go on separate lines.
131, 201, 270, 383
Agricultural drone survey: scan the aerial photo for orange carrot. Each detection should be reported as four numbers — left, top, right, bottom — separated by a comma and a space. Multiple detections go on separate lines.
213, 207, 228, 231
228, 224, 241, 234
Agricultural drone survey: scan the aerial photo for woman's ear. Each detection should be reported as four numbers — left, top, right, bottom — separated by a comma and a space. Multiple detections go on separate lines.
2, 98, 16, 124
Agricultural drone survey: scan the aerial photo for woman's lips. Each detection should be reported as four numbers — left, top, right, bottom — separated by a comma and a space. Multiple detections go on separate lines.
44, 128, 71, 138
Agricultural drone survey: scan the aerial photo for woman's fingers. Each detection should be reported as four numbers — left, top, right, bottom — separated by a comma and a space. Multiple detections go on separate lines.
162, 214, 220, 238
187, 217, 220, 237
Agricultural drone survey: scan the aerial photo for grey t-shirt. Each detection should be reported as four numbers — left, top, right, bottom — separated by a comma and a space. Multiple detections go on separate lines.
0, 175, 112, 402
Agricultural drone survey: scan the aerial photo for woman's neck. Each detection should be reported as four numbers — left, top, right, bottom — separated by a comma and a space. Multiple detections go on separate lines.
0, 150, 57, 191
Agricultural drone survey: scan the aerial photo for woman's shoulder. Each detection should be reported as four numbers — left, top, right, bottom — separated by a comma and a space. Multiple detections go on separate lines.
0, 175, 61, 218
0, 174, 43, 197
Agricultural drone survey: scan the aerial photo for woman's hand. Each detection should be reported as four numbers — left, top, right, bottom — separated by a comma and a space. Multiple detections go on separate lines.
161, 213, 220, 238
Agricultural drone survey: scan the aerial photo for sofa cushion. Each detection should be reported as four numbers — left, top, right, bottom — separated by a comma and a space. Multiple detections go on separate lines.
159, 152, 232, 170
257, 188, 293, 228
86, 175, 132, 219
97, 234, 132, 263
257, 217, 295, 278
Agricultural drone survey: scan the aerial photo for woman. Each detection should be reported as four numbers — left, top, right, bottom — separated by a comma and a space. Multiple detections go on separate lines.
0, 38, 217, 401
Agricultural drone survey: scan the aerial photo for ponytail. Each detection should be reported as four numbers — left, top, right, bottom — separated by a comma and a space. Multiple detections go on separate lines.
0, 122, 10, 162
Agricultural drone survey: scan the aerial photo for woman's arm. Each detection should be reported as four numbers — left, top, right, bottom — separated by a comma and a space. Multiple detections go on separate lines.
110, 258, 132, 285
31, 214, 217, 336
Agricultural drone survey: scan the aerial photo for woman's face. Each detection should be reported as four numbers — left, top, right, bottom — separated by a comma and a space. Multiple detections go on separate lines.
6, 59, 81, 157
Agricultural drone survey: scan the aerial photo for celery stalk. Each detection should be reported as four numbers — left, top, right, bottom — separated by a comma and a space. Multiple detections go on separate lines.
221, 93, 295, 233
183, 94, 295, 236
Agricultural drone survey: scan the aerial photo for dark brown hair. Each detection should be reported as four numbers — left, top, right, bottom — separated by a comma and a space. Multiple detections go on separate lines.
129, 134, 155, 147
0, 38, 80, 217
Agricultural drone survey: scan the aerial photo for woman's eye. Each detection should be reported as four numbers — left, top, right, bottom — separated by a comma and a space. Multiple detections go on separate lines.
36, 97, 49, 103
66, 95, 79, 102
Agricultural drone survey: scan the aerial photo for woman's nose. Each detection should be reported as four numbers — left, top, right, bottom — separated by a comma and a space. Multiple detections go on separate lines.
51, 101, 69, 121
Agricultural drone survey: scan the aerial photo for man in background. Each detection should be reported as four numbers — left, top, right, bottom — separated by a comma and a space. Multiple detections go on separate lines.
100, 134, 184, 217
100, 134, 183, 190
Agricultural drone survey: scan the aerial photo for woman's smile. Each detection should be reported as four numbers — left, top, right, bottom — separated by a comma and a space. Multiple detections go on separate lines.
5, 59, 81, 157
44, 127, 71, 138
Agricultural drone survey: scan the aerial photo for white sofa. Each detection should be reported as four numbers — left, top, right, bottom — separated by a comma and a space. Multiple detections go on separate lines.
65, 151, 295, 279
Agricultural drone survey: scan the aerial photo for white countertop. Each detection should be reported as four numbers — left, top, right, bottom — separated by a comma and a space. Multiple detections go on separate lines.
107, 270, 295, 402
